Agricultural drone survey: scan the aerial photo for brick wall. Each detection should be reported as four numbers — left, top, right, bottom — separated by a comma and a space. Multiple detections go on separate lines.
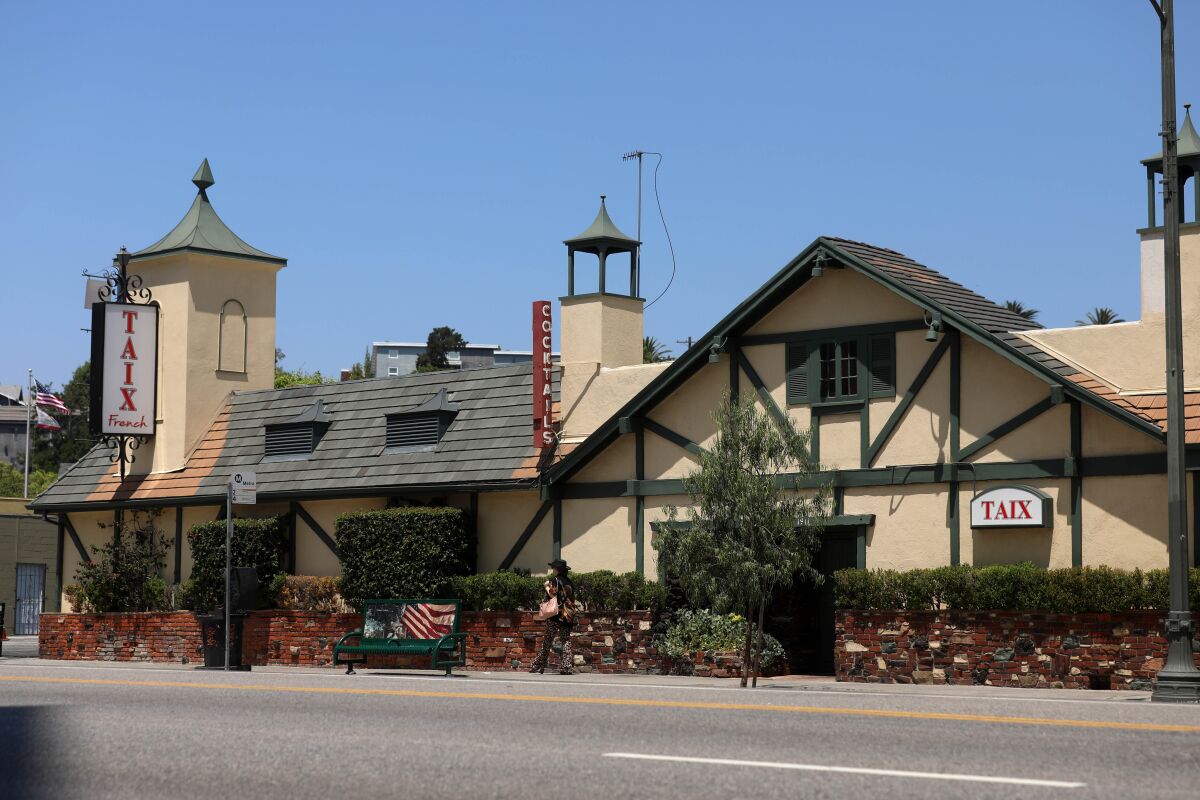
39, 610, 679, 674
836, 609, 1200, 690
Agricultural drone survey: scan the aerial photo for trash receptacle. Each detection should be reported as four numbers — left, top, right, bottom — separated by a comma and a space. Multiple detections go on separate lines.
197, 612, 250, 670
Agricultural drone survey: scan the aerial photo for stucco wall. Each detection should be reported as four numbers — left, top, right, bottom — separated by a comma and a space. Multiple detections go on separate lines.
476, 491, 551, 573
0, 499, 60, 627
561, 497, 637, 574
846, 484, 951, 570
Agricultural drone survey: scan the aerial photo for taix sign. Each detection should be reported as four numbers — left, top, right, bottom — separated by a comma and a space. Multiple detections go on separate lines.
90, 302, 159, 436
969, 485, 1052, 529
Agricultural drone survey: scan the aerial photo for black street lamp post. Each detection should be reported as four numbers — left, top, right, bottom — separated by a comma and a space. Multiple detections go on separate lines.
1147, 0, 1200, 703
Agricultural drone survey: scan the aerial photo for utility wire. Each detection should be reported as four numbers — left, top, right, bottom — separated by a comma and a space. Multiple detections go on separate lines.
641, 152, 677, 309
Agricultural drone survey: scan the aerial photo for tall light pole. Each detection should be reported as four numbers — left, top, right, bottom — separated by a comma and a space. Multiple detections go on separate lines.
1148, 0, 1200, 702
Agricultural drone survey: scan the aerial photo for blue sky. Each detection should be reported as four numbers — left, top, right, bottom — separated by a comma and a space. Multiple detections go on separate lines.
2, 2, 1197, 387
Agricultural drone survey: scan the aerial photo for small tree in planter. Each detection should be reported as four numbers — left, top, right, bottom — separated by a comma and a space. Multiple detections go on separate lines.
655, 391, 829, 686
70, 509, 172, 612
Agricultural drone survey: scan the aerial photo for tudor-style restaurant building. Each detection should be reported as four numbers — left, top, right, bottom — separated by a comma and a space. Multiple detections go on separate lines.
32, 122, 1200, 654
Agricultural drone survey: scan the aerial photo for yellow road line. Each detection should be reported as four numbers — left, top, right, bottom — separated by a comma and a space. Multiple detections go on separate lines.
2, 674, 1197, 734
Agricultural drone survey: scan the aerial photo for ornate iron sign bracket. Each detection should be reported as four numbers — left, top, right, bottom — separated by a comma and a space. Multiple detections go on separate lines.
96, 246, 153, 482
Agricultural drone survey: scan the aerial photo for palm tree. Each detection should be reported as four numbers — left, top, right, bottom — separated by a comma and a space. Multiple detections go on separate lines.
643, 336, 672, 364
1077, 307, 1125, 326
1004, 300, 1039, 322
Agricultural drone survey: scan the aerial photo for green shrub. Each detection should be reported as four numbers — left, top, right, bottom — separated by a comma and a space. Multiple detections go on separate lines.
71, 510, 171, 612
834, 564, 1200, 613
449, 571, 544, 611
448, 570, 668, 612
336, 507, 471, 608
187, 516, 287, 611
660, 609, 785, 671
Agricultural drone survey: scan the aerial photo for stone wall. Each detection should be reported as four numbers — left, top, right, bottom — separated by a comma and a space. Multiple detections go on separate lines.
836, 609, 1200, 689
38, 610, 680, 674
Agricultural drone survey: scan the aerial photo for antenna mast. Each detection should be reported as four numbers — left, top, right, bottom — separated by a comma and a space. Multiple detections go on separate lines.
622, 150, 644, 296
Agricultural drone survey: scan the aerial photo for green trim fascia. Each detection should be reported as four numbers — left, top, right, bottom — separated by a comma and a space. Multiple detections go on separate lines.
498, 499, 554, 570
128, 245, 286, 267
294, 502, 338, 556
867, 335, 951, 467
948, 482, 960, 566
856, 526, 867, 569
733, 348, 790, 429
958, 395, 1057, 462
649, 513, 873, 532
949, 331, 961, 567
642, 417, 706, 457
824, 238, 1165, 443
739, 319, 926, 347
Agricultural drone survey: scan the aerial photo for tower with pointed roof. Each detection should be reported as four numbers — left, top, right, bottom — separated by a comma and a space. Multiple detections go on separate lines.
131, 160, 286, 473
1139, 106, 1200, 323
559, 196, 644, 369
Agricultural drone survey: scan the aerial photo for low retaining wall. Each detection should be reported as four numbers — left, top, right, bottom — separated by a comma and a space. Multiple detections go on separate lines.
836, 609, 1200, 689
39, 610, 713, 675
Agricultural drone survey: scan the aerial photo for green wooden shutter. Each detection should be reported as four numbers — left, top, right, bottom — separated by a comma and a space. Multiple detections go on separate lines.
868, 334, 896, 398
786, 342, 811, 404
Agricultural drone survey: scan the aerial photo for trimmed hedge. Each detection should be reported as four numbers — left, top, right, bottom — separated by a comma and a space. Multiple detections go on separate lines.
187, 516, 287, 611
833, 564, 1200, 613
448, 570, 667, 612
336, 507, 472, 608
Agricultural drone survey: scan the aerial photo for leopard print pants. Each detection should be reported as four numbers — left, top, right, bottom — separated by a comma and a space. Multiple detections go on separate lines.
531, 618, 574, 673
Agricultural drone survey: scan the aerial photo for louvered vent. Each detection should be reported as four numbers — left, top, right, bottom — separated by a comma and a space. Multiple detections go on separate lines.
265, 423, 315, 457
869, 334, 896, 397
386, 413, 440, 449
786, 343, 809, 404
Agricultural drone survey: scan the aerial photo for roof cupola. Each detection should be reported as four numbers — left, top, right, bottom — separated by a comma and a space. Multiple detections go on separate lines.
1142, 104, 1200, 228
563, 195, 640, 297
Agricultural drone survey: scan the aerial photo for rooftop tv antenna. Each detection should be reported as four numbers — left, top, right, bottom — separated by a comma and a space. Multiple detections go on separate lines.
622, 150, 676, 308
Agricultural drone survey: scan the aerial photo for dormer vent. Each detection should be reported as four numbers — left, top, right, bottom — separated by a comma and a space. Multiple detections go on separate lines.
264, 399, 332, 459
385, 389, 459, 451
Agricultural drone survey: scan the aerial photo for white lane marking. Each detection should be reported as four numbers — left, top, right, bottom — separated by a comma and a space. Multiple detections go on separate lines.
0, 661, 1153, 707
603, 753, 1086, 788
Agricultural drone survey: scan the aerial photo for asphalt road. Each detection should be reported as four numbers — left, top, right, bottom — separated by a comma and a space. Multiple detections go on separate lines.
1, 659, 1198, 800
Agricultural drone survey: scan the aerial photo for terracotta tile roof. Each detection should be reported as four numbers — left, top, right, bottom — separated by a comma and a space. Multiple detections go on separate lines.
32, 365, 555, 510
1060, 372, 1200, 443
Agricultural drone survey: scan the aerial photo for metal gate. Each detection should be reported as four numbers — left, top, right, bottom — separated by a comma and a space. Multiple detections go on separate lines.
15, 563, 45, 635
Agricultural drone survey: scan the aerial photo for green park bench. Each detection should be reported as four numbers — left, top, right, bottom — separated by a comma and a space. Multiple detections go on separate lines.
333, 599, 467, 676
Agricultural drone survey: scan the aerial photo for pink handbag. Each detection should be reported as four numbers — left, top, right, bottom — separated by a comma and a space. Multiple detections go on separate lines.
534, 596, 559, 621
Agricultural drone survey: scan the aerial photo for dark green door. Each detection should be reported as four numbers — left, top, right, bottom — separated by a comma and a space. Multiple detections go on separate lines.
768, 526, 862, 674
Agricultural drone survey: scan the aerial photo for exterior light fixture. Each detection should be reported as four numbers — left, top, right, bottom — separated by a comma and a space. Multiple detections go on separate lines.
708, 336, 725, 364
924, 311, 943, 343
811, 248, 828, 278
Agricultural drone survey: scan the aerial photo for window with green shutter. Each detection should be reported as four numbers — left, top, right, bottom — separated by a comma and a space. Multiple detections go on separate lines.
785, 332, 895, 405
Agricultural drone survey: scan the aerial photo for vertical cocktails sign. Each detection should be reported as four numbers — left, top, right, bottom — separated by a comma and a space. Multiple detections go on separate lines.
90, 302, 159, 436
532, 300, 553, 448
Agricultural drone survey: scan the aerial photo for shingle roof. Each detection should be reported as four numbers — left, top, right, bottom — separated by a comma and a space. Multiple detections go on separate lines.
31, 364, 554, 510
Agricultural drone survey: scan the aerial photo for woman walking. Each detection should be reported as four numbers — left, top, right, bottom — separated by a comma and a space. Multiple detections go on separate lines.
530, 559, 577, 675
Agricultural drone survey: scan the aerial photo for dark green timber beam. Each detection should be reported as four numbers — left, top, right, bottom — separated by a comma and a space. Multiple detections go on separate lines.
1070, 399, 1083, 567
61, 512, 91, 564
949, 329, 961, 565
738, 319, 926, 347
553, 498, 562, 562
958, 394, 1058, 463
174, 507, 183, 584
635, 423, 645, 576
294, 503, 338, 556
867, 335, 951, 467
499, 500, 554, 570
641, 417, 707, 457
732, 348, 791, 430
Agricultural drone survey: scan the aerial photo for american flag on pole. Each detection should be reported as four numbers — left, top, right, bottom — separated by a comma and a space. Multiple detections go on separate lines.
34, 381, 70, 415
400, 603, 456, 639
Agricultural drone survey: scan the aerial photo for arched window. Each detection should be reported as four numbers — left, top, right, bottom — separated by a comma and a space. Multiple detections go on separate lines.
219, 300, 247, 373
